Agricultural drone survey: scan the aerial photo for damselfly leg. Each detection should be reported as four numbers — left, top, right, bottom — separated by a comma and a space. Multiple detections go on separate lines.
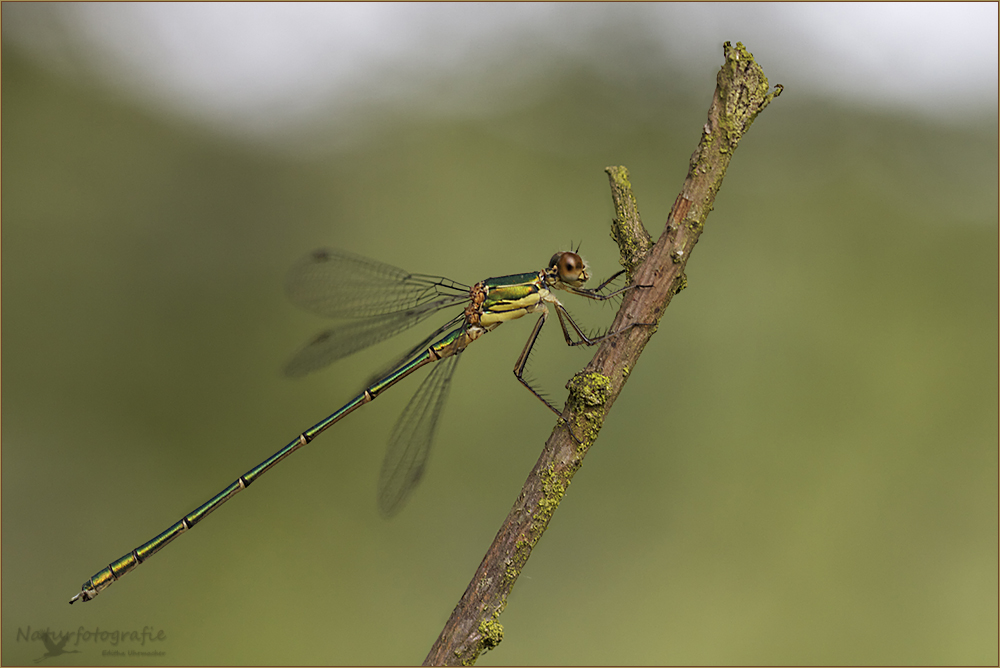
69, 247, 648, 604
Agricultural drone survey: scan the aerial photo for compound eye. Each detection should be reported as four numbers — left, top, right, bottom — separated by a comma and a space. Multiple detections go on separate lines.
558, 252, 584, 280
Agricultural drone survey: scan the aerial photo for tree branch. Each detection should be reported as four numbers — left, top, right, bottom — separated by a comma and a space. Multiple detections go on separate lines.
423, 42, 782, 666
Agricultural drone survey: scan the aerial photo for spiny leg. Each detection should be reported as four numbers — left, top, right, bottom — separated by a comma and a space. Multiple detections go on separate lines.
590, 269, 626, 294
511, 310, 593, 447
512, 309, 563, 417
520, 313, 612, 450
513, 293, 655, 440
572, 269, 655, 302
513, 305, 653, 408
553, 303, 652, 348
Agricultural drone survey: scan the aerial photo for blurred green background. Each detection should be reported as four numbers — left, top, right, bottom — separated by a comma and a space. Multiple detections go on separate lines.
3, 14, 997, 667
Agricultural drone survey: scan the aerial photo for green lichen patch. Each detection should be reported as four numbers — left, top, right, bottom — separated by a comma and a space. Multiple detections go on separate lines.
566, 372, 611, 409
536, 463, 568, 526
605, 165, 652, 280
716, 42, 781, 150
478, 618, 504, 652
672, 273, 688, 295
606, 164, 632, 190
503, 538, 532, 589
565, 372, 613, 450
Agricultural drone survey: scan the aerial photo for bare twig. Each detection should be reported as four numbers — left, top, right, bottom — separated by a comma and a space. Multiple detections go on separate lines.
424, 42, 782, 666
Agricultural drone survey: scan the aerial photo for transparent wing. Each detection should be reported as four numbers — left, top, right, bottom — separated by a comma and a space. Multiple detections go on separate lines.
286, 248, 468, 319
359, 313, 466, 387
284, 304, 463, 378
377, 353, 461, 518
284, 248, 468, 376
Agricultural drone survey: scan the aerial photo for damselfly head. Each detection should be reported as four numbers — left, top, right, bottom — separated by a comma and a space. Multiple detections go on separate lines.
548, 251, 590, 288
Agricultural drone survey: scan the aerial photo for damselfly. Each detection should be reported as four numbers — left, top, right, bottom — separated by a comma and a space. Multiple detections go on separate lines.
70, 248, 637, 604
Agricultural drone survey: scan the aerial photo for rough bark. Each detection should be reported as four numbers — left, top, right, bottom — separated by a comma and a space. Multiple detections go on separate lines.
424, 41, 782, 666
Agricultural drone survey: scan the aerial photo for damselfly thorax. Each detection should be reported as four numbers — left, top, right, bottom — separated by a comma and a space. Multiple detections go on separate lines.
70, 249, 640, 604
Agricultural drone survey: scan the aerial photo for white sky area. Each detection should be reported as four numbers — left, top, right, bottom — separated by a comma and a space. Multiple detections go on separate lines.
4, 2, 997, 143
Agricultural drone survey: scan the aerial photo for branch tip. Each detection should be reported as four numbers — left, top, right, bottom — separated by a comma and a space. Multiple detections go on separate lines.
424, 42, 781, 666
605, 166, 652, 280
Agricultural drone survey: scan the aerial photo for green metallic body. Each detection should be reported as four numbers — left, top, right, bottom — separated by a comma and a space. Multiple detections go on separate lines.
72, 269, 555, 603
